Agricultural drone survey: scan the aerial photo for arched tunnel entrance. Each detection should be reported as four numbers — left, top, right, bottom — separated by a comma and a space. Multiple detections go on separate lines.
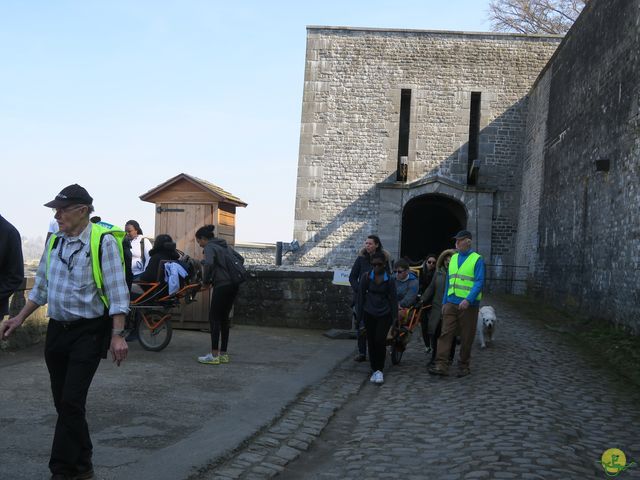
401, 194, 467, 262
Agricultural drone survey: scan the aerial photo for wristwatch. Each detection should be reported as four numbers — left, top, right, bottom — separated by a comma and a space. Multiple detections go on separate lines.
112, 328, 126, 338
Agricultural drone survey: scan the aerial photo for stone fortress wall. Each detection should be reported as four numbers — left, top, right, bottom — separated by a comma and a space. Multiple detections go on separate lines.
290, 26, 560, 276
514, 0, 640, 331
290, 0, 640, 330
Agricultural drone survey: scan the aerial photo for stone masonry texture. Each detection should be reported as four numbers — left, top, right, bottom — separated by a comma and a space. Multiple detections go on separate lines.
234, 269, 352, 330
514, 0, 640, 331
291, 0, 640, 331
292, 27, 561, 272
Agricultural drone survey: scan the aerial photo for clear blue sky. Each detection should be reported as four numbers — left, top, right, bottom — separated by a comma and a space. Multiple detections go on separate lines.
1, 0, 492, 245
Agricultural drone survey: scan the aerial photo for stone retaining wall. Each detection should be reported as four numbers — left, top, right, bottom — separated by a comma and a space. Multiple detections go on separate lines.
234, 269, 352, 330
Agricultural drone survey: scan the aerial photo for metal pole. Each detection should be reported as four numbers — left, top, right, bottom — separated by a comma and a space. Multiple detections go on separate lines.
275, 241, 283, 266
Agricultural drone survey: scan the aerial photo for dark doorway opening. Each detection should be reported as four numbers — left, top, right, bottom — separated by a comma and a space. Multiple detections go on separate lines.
401, 194, 467, 262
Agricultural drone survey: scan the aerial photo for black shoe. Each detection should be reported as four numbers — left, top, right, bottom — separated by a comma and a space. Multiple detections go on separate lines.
457, 368, 471, 378
353, 354, 367, 362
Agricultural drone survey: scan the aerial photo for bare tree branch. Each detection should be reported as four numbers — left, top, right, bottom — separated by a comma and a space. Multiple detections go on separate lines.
488, 0, 588, 35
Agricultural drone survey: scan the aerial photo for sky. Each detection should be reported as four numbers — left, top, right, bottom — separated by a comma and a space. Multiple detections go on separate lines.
1, 0, 492, 247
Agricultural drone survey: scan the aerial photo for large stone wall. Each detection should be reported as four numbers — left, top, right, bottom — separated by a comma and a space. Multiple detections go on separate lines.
516, 0, 640, 330
234, 269, 352, 330
514, 68, 552, 294
292, 27, 560, 270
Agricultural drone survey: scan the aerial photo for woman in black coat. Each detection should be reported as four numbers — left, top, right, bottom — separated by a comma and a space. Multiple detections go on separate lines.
348, 235, 391, 362
139, 234, 180, 283
355, 251, 397, 385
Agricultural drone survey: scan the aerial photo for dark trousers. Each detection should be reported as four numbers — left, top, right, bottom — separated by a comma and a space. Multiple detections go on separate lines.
354, 308, 367, 356
420, 307, 432, 349
363, 311, 392, 372
209, 284, 239, 352
45, 317, 105, 477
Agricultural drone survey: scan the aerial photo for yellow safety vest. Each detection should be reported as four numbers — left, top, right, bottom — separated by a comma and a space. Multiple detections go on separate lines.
46, 222, 126, 308
447, 251, 483, 301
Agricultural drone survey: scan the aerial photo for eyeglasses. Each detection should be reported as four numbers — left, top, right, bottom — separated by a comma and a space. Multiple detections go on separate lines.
394, 269, 407, 274
52, 205, 85, 215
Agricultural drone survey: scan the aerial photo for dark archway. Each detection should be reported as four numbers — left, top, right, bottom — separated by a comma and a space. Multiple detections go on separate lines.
401, 194, 467, 262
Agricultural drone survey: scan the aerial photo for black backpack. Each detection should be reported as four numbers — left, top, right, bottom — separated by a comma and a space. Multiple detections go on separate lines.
212, 244, 248, 286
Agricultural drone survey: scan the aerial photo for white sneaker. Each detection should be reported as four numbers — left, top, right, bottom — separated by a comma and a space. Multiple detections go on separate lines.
369, 372, 378, 383
373, 370, 384, 384
198, 353, 220, 365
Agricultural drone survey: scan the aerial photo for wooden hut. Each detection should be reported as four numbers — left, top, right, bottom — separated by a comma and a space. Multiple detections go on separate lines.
140, 173, 247, 329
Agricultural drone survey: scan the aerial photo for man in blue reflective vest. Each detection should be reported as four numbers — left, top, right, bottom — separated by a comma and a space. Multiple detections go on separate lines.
429, 230, 485, 378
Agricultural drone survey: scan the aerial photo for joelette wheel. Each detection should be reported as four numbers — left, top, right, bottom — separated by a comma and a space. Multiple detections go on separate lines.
137, 311, 173, 352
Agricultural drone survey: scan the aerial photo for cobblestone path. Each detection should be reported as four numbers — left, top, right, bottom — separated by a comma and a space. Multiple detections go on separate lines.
200, 297, 640, 479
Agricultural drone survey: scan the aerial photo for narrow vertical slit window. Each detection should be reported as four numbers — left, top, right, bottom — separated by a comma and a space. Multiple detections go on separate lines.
397, 89, 411, 182
467, 92, 481, 185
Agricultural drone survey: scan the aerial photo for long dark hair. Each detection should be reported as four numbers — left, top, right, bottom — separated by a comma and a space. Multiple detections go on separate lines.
367, 234, 383, 252
125, 220, 143, 235
195, 224, 215, 240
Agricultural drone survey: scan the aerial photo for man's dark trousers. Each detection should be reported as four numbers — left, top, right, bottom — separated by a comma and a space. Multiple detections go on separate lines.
45, 317, 105, 477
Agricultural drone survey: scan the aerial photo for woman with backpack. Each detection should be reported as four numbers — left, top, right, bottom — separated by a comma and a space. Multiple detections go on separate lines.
348, 234, 391, 362
195, 224, 243, 365
355, 251, 397, 385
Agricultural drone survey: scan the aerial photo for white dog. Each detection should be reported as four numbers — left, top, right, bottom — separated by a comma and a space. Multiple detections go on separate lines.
477, 306, 497, 349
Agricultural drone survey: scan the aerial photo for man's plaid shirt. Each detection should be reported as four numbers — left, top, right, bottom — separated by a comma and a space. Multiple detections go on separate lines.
29, 222, 130, 321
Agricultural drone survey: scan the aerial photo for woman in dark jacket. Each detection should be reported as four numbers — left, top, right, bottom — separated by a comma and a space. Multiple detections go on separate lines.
348, 235, 391, 362
195, 224, 241, 366
139, 234, 180, 283
421, 249, 457, 367
356, 251, 397, 385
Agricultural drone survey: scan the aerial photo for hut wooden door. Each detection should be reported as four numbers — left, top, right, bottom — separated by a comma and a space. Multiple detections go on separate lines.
155, 203, 215, 329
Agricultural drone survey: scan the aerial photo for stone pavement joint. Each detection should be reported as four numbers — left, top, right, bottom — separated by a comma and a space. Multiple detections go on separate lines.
189, 352, 367, 479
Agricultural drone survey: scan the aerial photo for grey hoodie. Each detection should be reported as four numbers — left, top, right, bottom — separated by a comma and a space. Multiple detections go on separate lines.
202, 238, 234, 288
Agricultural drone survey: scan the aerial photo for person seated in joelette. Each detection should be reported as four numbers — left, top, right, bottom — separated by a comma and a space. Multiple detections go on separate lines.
393, 258, 419, 324
139, 234, 180, 283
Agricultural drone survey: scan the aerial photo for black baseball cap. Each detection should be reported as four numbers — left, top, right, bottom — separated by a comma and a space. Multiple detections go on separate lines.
452, 230, 472, 240
44, 184, 93, 208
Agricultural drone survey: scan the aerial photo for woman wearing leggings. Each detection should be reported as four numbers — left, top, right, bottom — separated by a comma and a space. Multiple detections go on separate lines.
355, 251, 397, 385
195, 224, 240, 365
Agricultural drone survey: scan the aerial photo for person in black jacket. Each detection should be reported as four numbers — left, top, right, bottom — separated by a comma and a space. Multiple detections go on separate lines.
139, 234, 180, 283
0, 214, 24, 318
195, 224, 241, 366
348, 235, 391, 362
355, 251, 397, 385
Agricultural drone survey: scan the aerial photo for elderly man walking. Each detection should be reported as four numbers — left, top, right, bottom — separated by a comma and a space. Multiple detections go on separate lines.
428, 230, 485, 378
0, 184, 129, 480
